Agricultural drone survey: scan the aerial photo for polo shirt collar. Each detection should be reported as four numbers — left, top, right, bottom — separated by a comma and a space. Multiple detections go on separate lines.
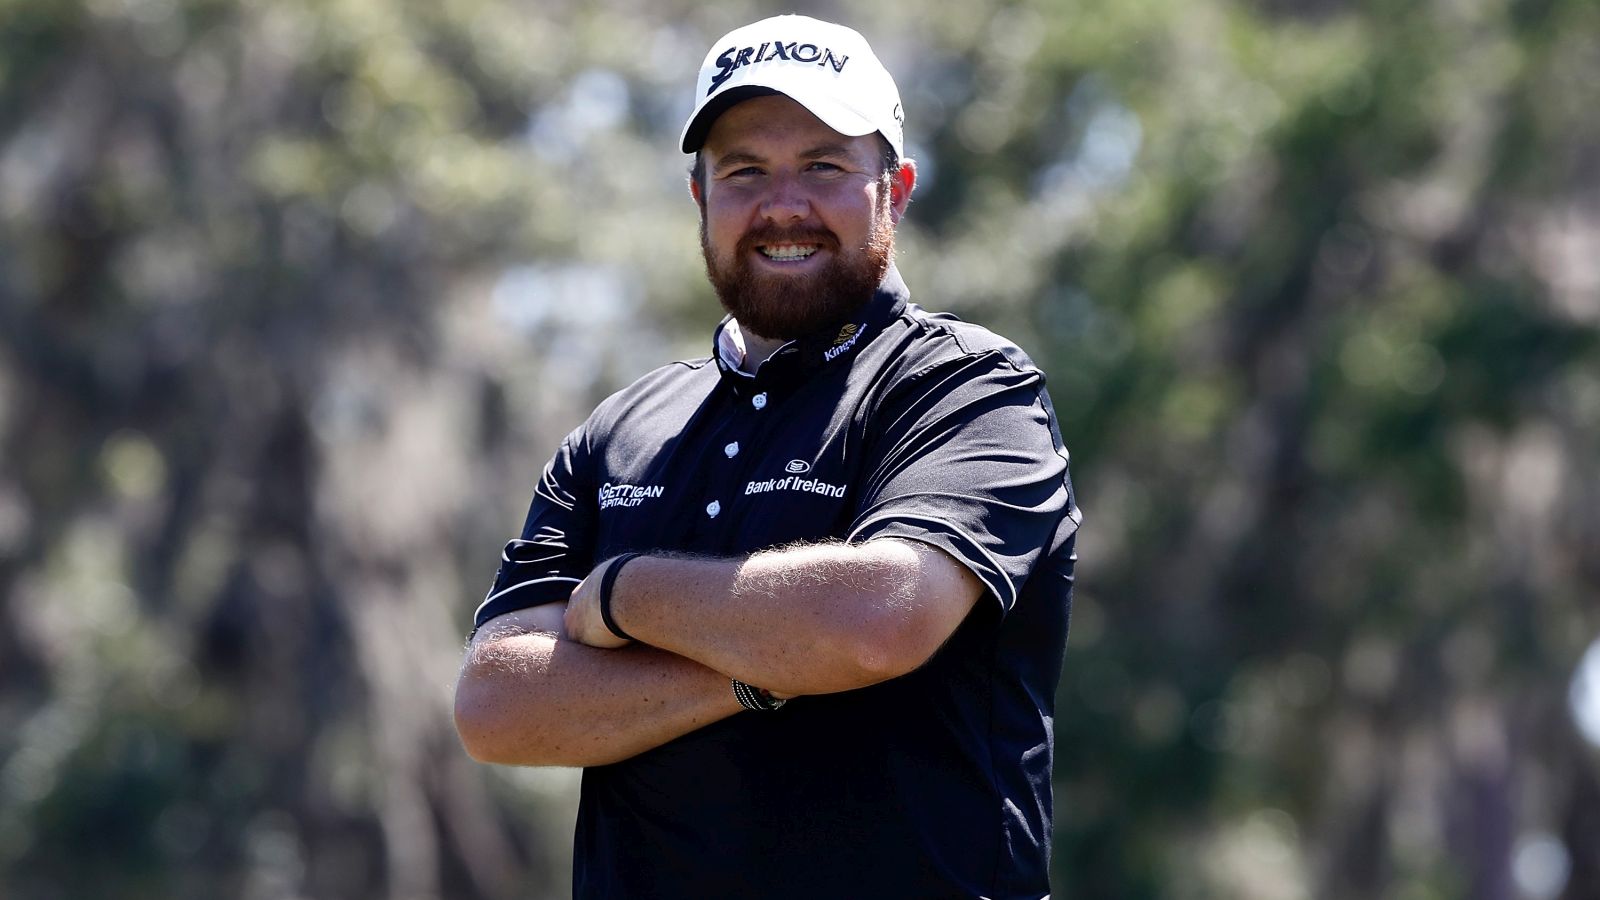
711, 265, 910, 389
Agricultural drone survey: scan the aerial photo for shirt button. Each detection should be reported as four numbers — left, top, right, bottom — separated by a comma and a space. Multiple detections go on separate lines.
725, 442, 740, 458
752, 393, 768, 410
706, 501, 722, 518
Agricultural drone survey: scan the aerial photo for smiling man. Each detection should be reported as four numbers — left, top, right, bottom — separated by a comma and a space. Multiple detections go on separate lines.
454, 15, 1081, 900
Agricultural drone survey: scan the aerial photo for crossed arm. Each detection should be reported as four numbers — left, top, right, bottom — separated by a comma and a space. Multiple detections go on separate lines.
452, 538, 982, 767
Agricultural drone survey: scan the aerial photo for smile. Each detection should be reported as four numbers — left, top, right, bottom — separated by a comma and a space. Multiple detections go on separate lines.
758, 244, 820, 261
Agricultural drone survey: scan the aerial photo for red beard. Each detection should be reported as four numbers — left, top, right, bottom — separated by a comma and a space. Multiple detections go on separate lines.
701, 200, 893, 341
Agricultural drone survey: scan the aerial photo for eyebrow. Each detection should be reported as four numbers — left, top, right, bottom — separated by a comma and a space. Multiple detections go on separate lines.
711, 143, 856, 173
799, 143, 853, 161
711, 151, 766, 172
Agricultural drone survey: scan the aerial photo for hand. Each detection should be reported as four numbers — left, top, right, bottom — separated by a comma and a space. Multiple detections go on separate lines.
564, 555, 633, 649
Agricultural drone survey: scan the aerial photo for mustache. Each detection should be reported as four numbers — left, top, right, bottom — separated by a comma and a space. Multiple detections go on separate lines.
736, 225, 841, 256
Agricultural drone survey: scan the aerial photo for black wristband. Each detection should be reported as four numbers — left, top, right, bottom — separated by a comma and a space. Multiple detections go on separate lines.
732, 679, 788, 711
599, 552, 644, 642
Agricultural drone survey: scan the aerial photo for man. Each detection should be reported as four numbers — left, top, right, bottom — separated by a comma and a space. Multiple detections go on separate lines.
454, 15, 1081, 899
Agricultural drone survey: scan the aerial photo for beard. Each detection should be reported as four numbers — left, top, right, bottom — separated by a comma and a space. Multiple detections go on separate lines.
700, 195, 894, 342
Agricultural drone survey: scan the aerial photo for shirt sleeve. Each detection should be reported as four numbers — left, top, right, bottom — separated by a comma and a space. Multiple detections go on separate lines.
473, 427, 596, 630
847, 350, 1075, 614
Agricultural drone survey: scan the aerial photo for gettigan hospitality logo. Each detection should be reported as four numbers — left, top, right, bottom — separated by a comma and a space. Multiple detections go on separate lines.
708, 40, 850, 94
598, 482, 665, 510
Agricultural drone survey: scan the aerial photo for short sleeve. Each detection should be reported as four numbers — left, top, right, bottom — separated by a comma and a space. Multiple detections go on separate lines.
848, 351, 1075, 613
473, 428, 596, 629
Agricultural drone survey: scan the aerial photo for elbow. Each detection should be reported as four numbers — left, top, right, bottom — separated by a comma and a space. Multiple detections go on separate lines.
845, 610, 941, 686
453, 667, 599, 768
453, 675, 513, 764
835, 541, 962, 686
454, 669, 561, 766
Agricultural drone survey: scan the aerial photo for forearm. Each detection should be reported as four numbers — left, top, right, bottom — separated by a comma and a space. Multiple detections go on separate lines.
607, 539, 969, 696
454, 607, 741, 767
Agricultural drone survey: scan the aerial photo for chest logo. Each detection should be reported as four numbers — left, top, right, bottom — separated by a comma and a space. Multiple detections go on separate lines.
823, 323, 865, 362
598, 482, 665, 510
745, 461, 845, 500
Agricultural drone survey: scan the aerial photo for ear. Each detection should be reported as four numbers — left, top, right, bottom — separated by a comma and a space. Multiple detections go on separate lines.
688, 173, 704, 208
887, 158, 917, 224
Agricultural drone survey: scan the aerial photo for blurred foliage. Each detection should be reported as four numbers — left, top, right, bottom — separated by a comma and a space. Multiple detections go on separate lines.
1, 0, 1597, 897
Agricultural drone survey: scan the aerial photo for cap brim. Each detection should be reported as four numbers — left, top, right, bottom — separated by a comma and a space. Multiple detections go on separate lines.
679, 78, 882, 154
680, 85, 779, 153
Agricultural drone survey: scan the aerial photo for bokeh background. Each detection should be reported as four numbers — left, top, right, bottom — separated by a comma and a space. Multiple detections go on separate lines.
2, 0, 1598, 897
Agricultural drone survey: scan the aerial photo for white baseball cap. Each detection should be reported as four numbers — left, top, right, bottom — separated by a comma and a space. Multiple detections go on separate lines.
680, 15, 905, 158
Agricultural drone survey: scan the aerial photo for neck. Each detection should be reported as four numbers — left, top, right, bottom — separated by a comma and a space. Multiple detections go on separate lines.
738, 329, 788, 375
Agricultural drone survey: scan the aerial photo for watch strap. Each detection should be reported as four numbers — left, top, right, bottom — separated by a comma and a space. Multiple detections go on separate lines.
732, 679, 787, 711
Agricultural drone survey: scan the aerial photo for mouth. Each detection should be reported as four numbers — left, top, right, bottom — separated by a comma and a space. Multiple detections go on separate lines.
756, 243, 822, 262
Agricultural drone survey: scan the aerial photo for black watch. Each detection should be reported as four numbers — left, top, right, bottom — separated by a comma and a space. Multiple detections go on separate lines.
731, 679, 787, 711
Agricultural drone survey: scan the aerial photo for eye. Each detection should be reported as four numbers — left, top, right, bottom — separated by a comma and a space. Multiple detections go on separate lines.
807, 161, 842, 172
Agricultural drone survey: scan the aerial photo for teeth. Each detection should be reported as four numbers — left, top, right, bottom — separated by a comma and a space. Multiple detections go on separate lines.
760, 244, 818, 260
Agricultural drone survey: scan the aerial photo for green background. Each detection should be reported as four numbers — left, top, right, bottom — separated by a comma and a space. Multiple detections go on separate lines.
2, 0, 1597, 897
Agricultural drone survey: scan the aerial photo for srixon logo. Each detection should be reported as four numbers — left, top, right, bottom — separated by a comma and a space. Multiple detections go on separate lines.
708, 41, 850, 94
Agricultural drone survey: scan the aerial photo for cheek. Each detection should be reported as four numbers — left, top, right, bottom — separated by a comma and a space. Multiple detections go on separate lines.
704, 193, 753, 232
824, 182, 882, 226
701, 207, 742, 253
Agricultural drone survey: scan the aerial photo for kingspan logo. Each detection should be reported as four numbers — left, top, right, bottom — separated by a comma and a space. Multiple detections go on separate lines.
598, 482, 665, 510
823, 323, 866, 362
708, 40, 850, 94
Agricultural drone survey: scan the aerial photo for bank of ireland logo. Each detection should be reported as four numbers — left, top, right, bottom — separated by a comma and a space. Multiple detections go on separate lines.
745, 460, 844, 499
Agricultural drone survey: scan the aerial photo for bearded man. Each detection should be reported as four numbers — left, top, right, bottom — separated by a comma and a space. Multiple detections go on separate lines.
454, 15, 1081, 900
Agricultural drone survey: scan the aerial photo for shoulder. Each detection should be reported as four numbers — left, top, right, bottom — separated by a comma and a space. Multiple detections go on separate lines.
596, 356, 716, 406
872, 303, 1046, 385
579, 356, 718, 445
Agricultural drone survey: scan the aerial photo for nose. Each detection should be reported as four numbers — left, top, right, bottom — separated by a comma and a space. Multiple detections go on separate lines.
760, 172, 810, 223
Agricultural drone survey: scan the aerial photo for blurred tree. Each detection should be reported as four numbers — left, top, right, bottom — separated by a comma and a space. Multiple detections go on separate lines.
0, 0, 595, 896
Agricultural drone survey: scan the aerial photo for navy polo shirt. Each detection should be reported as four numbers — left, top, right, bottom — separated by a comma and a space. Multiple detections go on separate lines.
476, 267, 1080, 900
